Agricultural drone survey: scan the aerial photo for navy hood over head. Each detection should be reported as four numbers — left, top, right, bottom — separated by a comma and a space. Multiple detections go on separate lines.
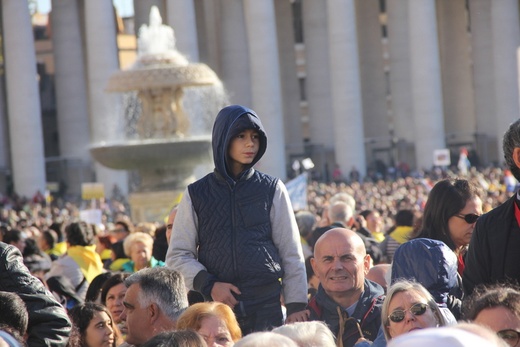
212, 105, 267, 183
391, 238, 461, 306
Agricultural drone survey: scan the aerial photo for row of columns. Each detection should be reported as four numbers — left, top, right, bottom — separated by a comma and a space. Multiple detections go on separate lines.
2, 0, 520, 196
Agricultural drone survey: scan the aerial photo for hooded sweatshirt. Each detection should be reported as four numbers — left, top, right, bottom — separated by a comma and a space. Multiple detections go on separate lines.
166, 105, 307, 313
391, 238, 463, 319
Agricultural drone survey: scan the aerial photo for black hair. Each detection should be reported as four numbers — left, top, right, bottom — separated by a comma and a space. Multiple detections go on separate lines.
65, 222, 95, 247
414, 178, 480, 250
3, 229, 24, 245
85, 272, 113, 303
0, 292, 28, 337
115, 221, 130, 233
49, 222, 64, 242
100, 272, 130, 306
40, 230, 58, 250
394, 209, 414, 227
68, 302, 121, 347
503, 119, 520, 181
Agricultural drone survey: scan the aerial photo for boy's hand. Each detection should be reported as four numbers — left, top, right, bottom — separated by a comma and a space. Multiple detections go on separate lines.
211, 282, 241, 308
285, 309, 309, 324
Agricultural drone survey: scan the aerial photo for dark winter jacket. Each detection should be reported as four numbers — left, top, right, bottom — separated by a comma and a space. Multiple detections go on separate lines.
463, 195, 520, 295
308, 279, 385, 347
190, 169, 281, 300
0, 242, 71, 346
391, 238, 463, 319
167, 105, 307, 315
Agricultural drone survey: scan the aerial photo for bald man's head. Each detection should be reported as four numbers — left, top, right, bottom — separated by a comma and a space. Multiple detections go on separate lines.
311, 228, 370, 307
314, 228, 366, 257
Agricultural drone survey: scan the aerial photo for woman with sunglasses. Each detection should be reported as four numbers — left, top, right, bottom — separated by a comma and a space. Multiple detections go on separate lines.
463, 285, 520, 347
382, 280, 447, 341
413, 178, 482, 275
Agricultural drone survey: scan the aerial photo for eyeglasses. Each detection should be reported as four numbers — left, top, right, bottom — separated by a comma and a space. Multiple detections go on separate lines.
454, 213, 480, 224
497, 329, 520, 347
388, 303, 429, 323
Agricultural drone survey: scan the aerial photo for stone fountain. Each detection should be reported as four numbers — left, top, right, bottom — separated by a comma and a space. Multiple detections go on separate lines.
90, 6, 226, 222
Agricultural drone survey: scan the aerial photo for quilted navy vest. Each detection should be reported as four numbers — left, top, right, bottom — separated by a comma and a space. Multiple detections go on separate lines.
189, 170, 283, 300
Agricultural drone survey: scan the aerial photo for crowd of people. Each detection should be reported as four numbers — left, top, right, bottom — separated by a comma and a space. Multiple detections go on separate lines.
0, 107, 519, 347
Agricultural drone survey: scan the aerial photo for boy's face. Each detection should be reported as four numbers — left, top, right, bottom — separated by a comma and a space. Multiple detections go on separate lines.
228, 128, 260, 176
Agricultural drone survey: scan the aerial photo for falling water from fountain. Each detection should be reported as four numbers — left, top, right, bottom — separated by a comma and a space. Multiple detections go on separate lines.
90, 6, 228, 221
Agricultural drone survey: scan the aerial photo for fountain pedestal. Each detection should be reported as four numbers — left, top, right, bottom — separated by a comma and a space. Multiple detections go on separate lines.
90, 6, 225, 222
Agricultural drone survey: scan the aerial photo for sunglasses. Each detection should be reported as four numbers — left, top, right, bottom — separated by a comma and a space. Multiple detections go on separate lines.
497, 329, 520, 347
454, 213, 480, 224
388, 303, 429, 323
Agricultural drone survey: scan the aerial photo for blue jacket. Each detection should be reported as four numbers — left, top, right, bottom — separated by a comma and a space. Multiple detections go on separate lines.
308, 279, 385, 347
391, 238, 463, 318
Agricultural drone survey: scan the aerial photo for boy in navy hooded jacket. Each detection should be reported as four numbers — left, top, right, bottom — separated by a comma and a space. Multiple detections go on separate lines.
166, 105, 308, 334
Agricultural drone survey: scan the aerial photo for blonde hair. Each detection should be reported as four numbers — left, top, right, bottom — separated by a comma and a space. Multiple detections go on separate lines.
176, 302, 242, 342
382, 280, 446, 340
123, 232, 154, 257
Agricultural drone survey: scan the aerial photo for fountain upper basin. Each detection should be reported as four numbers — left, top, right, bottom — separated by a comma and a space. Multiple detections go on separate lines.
90, 136, 212, 170
106, 62, 218, 92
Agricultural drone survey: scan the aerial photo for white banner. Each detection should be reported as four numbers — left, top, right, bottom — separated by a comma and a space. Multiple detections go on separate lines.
285, 172, 308, 211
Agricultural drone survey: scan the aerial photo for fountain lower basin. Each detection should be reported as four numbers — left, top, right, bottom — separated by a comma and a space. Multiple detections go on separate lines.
90, 136, 212, 170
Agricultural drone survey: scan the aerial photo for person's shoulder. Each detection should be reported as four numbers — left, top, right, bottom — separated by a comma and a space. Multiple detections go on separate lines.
189, 172, 215, 186
364, 279, 385, 300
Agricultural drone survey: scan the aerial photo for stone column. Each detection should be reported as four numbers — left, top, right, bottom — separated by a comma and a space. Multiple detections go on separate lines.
327, 0, 366, 176
409, 0, 445, 170
51, 0, 91, 162
2, 0, 46, 197
84, 0, 128, 195
166, 0, 199, 61
196, 0, 220, 71
274, 0, 304, 157
302, 0, 334, 151
437, 0, 476, 146
469, 0, 497, 164
491, 0, 520, 162
386, 0, 415, 167
218, 0, 252, 106
355, 0, 389, 150
243, 0, 287, 179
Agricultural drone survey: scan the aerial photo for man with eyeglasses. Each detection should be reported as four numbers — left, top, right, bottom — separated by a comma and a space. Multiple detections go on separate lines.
308, 228, 385, 347
464, 119, 520, 296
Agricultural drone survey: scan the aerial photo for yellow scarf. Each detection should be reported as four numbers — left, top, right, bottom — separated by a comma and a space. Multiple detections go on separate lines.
67, 245, 104, 283
372, 231, 386, 243
100, 249, 113, 261
53, 242, 68, 256
389, 226, 414, 244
